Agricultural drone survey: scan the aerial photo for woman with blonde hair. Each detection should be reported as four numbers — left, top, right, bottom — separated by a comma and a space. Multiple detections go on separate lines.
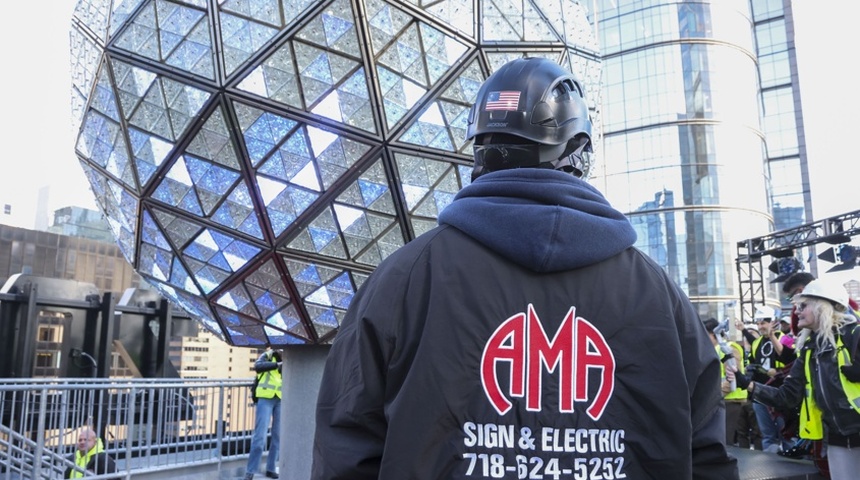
737, 280, 860, 478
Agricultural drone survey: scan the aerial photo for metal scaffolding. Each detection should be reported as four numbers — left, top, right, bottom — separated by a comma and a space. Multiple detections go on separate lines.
735, 209, 860, 322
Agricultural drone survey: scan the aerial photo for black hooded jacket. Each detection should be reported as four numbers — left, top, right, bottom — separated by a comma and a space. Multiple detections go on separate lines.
312, 169, 738, 479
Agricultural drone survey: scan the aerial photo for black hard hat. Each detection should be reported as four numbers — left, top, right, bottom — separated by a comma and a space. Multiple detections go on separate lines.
466, 57, 592, 180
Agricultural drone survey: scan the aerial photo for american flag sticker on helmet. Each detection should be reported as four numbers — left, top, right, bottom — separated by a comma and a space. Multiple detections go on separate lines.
485, 91, 521, 111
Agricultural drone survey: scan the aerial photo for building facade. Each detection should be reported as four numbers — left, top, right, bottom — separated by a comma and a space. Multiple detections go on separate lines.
592, 0, 810, 319
0, 224, 141, 293
169, 330, 260, 380
48, 206, 115, 243
0, 223, 258, 380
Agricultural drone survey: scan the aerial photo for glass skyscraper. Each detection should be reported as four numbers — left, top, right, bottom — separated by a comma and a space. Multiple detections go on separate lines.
591, 0, 809, 319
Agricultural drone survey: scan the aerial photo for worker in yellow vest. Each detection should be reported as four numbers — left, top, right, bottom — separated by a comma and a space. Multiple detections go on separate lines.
704, 317, 748, 447
64, 426, 117, 479
245, 344, 283, 480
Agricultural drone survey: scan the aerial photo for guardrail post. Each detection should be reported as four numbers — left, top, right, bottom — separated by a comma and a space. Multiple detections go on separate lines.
126, 385, 137, 469
217, 384, 225, 467
33, 386, 48, 478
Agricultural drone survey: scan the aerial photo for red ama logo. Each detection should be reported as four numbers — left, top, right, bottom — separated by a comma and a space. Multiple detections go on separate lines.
480, 304, 615, 420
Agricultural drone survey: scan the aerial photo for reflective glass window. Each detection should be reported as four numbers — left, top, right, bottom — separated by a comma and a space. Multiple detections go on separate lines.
755, 19, 787, 56
773, 194, 806, 230
759, 50, 791, 88
602, 44, 758, 132
769, 157, 801, 197
600, 2, 753, 55
769, 156, 807, 228
627, 207, 770, 295
595, 0, 663, 18
762, 87, 799, 157
600, 124, 768, 213
751, 0, 784, 22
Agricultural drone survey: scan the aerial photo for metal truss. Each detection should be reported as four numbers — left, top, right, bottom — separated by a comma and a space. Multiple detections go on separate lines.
735, 209, 860, 322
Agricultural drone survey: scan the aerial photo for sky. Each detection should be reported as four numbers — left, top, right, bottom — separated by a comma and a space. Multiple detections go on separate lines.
0, 1, 857, 281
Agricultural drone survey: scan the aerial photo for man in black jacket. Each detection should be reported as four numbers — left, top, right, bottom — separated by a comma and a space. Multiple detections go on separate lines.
64, 426, 117, 479
312, 57, 739, 479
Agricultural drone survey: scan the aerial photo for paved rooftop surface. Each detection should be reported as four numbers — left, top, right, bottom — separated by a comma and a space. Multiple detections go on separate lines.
730, 446, 827, 480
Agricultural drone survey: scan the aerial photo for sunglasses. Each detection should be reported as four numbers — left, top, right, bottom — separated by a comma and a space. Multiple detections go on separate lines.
795, 302, 809, 313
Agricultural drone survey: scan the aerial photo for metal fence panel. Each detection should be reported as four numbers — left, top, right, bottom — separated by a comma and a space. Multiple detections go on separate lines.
0, 378, 256, 479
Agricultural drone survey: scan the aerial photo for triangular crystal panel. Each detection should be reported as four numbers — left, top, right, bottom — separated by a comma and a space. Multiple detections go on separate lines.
218, 11, 280, 77
402, 0, 475, 38
211, 182, 265, 239
482, 0, 524, 41
128, 127, 176, 188
236, 44, 303, 108
76, 110, 137, 191
79, 161, 139, 263
287, 207, 348, 258
295, 0, 359, 56
185, 106, 241, 169
90, 61, 121, 122
221, 0, 283, 27
151, 207, 204, 254
365, 0, 412, 55
233, 101, 298, 166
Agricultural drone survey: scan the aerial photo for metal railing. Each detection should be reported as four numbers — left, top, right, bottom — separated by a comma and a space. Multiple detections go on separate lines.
0, 378, 257, 479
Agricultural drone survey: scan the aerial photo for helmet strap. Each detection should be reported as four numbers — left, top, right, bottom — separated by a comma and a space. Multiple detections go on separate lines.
471, 142, 540, 181
546, 136, 590, 178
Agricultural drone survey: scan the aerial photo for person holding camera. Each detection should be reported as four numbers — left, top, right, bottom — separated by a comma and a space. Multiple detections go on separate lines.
704, 317, 747, 447
245, 344, 282, 479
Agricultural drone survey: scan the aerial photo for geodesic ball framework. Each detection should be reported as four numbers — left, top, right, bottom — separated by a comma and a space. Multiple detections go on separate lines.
70, 0, 601, 346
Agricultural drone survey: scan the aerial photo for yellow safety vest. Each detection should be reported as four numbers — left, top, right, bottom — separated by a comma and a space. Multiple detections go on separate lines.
799, 333, 860, 440
716, 342, 748, 401
69, 439, 105, 478
255, 351, 283, 400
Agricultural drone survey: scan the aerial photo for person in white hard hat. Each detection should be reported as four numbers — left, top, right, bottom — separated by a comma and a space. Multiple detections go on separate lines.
736, 279, 860, 478
777, 315, 794, 344
739, 305, 796, 453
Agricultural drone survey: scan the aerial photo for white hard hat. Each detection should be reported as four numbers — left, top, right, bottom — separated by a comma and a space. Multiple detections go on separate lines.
753, 305, 776, 320
797, 279, 850, 311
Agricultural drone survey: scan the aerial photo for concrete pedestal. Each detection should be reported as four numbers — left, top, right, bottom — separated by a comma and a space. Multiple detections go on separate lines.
279, 345, 330, 480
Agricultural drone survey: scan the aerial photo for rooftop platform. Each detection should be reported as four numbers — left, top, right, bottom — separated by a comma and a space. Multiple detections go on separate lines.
124, 447, 830, 480
730, 446, 827, 480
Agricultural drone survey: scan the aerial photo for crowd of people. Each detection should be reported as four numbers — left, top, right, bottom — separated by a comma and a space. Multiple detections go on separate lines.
705, 272, 860, 478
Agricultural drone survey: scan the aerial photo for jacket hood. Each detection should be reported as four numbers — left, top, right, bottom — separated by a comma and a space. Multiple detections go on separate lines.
438, 169, 637, 272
